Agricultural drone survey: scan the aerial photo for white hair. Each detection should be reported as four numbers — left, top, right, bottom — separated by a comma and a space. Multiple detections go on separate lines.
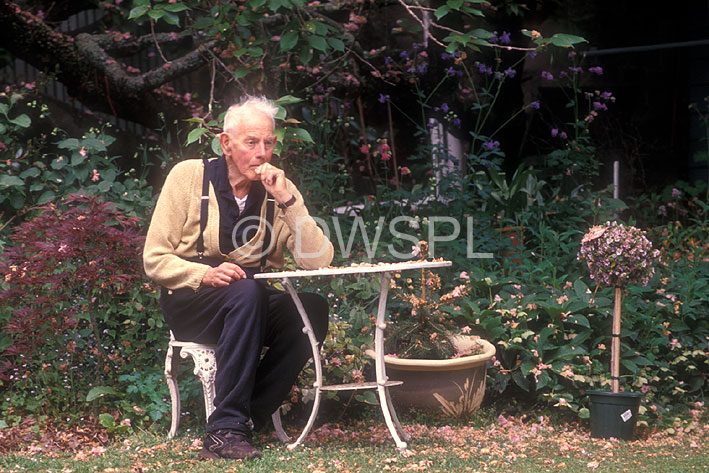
223, 96, 278, 133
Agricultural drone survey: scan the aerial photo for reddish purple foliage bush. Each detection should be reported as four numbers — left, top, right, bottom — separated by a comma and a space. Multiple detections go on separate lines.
0, 194, 145, 378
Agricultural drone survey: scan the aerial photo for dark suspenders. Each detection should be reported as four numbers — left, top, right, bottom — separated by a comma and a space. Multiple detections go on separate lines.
198, 157, 275, 272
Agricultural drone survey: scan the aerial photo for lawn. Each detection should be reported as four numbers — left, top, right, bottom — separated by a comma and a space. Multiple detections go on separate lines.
1, 408, 706, 473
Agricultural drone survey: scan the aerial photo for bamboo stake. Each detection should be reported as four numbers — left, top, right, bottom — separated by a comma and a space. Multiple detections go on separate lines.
611, 286, 622, 393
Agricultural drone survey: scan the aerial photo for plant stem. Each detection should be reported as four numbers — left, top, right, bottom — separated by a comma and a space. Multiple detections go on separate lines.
611, 286, 622, 393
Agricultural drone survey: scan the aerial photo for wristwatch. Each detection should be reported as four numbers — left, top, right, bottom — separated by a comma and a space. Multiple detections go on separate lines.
277, 195, 297, 209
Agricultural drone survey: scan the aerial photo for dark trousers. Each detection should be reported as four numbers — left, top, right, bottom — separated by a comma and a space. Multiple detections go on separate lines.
160, 278, 329, 434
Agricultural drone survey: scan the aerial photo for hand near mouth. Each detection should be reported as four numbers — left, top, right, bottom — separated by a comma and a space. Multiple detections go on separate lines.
254, 163, 293, 206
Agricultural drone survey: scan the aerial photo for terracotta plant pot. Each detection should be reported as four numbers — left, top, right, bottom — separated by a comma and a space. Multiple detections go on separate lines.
371, 337, 496, 417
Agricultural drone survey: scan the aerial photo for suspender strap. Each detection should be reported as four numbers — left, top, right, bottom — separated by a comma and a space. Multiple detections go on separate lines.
197, 157, 210, 260
261, 194, 275, 271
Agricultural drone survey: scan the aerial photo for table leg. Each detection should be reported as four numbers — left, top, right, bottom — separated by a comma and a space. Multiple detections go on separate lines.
374, 272, 409, 450
281, 278, 323, 451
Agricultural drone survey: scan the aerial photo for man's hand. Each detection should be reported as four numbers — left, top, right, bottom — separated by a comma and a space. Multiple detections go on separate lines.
254, 163, 293, 205
201, 262, 247, 287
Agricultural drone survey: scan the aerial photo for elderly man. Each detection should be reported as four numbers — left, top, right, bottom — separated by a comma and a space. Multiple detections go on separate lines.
144, 96, 333, 460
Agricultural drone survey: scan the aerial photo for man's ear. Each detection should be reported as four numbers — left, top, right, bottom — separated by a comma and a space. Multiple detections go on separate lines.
218, 132, 231, 155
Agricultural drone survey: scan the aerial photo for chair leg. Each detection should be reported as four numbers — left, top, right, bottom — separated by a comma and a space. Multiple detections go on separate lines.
180, 347, 217, 420
165, 345, 182, 439
272, 409, 291, 443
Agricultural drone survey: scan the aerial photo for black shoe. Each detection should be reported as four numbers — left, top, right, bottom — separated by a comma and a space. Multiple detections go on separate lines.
199, 429, 261, 460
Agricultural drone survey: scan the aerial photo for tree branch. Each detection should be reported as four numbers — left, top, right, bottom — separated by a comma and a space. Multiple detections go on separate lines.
0, 0, 213, 128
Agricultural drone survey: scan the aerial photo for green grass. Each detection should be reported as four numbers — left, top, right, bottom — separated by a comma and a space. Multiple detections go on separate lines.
1, 409, 707, 473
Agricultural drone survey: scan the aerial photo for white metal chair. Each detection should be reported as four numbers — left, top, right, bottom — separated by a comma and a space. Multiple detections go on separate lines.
164, 331, 290, 442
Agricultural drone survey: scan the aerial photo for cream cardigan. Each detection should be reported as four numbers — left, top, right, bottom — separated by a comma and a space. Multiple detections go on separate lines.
143, 159, 334, 291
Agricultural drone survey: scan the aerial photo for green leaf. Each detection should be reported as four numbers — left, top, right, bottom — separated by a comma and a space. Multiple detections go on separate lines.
161, 3, 191, 12
292, 128, 314, 143
186, 127, 209, 145
19, 167, 40, 179
354, 391, 378, 405
9, 114, 31, 128
211, 136, 222, 155
147, 9, 165, 20
86, 386, 120, 402
0, 419, 7, 429
161, 12, 180, 27
307, 35, 328, 52
233, 67, 250, 80
434, 5, 450, 19
98, 180, 112, 193
37, 190, 56, 205
71, 152, 87, 166
57, 138, 80, 149
276, 95, 303, 105
99, 413, 116, 428
546, 33, 588, 48
0, 175, 24, 187
448, 0, 464, 9
574, 278, 591, 303
51, 157, 67, 170
280, 31, 299, 51
327, 37, 345, 52
127, 6, 150, 20
578, 407, 590, 419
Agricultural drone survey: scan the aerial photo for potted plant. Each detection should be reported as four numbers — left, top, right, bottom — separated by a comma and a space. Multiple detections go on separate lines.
578, 221, 660, 439
372, 241, 496, 418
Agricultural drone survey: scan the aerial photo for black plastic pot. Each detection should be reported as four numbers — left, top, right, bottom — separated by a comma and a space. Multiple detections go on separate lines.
587, 390, 642, 440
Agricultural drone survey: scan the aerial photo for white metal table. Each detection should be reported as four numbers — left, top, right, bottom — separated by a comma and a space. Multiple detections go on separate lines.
254, 259, 452, 451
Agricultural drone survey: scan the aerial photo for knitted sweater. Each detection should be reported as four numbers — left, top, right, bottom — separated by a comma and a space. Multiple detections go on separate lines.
143, 158, 334, 291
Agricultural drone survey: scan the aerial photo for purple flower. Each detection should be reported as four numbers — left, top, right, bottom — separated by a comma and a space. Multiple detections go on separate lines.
400, 51, 409, 60
589, 66, 603, 75
551, 128, 559, 137
446, 66, 457, 76
441, 53, 451, 61
476, 62, 493, 75
441, 103, 450, 112
560, 131, 568, 139
671, 187, 681, 198
601, 91, 613, 101
487, 33, 498, 44
530, 100, 540, 110
541, 71, 554, 80
453, 118, 461, 127
527, 51, 538, 58
483, 140, 500, 150
593, 101, 607, 111
417, 63, 427, 73
499, 31, 511, 44
504, 68, 516, 78
568, 66, 583, 73
384, 56, 391, 65
378, 93, 390, 103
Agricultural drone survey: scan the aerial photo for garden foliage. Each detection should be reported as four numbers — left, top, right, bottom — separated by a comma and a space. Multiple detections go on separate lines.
0, 2, 706, 436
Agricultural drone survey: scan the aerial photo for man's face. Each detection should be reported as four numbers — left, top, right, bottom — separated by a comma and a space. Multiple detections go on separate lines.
221, 112, 276, 181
